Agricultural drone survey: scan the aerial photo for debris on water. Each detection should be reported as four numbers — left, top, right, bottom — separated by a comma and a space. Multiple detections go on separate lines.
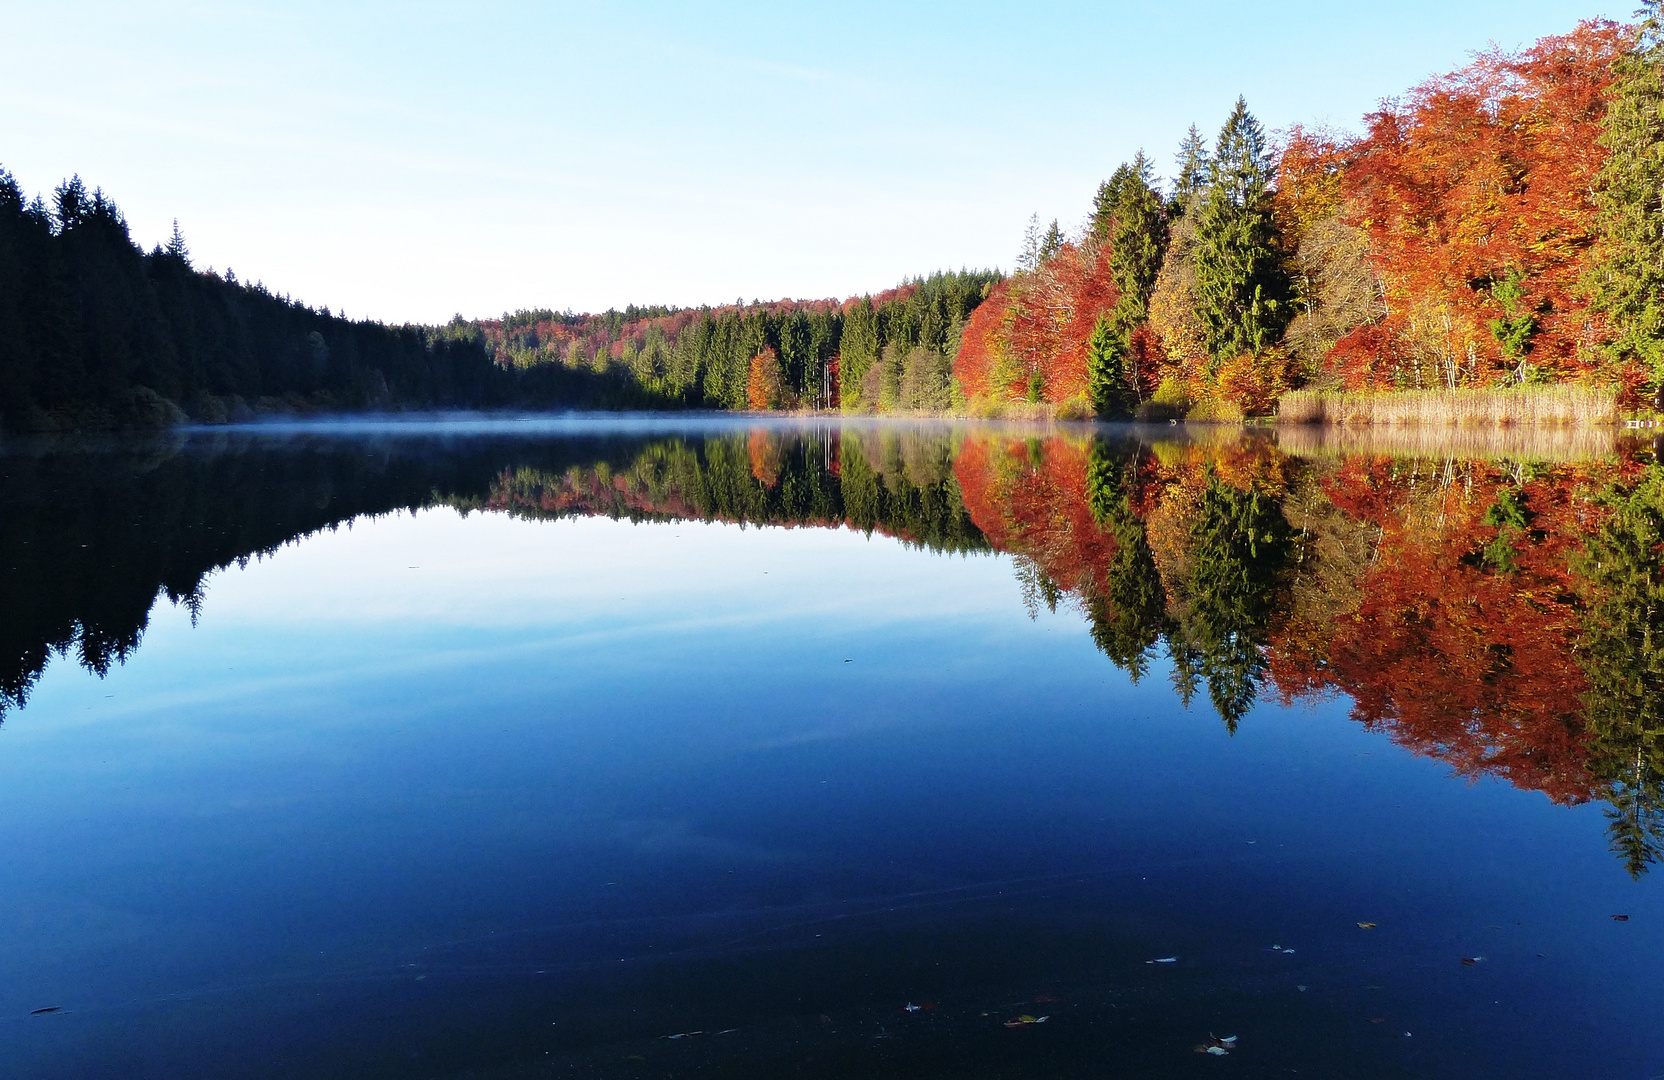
665, 1031, 703, 1040
843, 659, 853, 663
901, 1001, 935, 1013
1147, 956, 1178, 964
30, 1007, 61, 1015
1357, 922, 1378, 929
1269, 944, 1296, 954
1297, 985, 1308, 992
1612, 914, 1630, 921
1460, 956, 1485, 966
1003, 1014, 1049, 1028
1193, 1034, 1237, 1055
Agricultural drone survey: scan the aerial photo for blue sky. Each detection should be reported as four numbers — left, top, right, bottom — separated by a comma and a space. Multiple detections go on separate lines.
0, 1, 1628, 324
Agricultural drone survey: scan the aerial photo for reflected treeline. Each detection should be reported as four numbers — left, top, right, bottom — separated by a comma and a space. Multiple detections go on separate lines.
4, 424, 1662, 875
474, 427, 987, 555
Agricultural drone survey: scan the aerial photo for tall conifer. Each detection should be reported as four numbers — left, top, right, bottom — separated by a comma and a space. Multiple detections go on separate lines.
1170, 125, 1211, 215
1585, 2, 1664, 403
1191, 97, 1291, 364
1088, 153, 1168, 415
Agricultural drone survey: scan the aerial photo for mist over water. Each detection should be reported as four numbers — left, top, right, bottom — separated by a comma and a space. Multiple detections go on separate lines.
1, 417, 1660, 1079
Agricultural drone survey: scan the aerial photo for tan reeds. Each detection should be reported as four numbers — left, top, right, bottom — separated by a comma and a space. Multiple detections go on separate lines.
1274, 423, 1622, 462
1277, 385, 1618, 428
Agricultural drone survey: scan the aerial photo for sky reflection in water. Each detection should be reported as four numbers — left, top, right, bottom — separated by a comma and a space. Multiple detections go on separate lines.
0, 418, 1659, 1080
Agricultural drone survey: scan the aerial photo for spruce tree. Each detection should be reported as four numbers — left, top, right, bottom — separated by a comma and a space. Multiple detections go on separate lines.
1191, 97, 1291, 365
1087, 154, 1167, 415
1170, 125, 1210, 216
1106, 152, 1168, 327
1039, 218, 1063, 263
163, 219, 190, 265
1584, 2, 1664, 404
1086, 313, 1133, 416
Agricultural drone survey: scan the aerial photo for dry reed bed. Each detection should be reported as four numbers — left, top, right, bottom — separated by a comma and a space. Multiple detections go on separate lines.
1277, 386, 1618, 428
1275, 422, 1621, 462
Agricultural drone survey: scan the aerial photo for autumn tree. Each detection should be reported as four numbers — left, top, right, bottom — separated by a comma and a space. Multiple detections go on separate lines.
747, 346, 784, 410
1340, 22, 1626, 389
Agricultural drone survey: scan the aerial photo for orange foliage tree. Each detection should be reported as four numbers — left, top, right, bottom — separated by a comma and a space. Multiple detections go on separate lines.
952, 241, 1120, 405
1335, 21, 1628, 389
746, 347, 784, 410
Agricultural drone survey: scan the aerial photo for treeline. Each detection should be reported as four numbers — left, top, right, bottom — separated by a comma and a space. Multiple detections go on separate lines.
0, 171, 505, 433
480, 269, 1001, 413
10, 10, 1664, 428
960, 12, 1664, 418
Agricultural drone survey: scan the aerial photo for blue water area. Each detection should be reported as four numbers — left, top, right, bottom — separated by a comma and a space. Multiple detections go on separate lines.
0, 418, 1658, 1079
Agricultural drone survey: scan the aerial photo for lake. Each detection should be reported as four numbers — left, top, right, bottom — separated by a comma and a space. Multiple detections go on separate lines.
1, 416, 1659, 1079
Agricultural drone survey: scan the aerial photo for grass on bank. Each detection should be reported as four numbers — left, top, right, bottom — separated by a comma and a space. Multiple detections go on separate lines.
1277, 385, 1619, 426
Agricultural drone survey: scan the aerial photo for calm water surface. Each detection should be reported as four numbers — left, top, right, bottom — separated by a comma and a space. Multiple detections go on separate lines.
1, 416, 1660, 1079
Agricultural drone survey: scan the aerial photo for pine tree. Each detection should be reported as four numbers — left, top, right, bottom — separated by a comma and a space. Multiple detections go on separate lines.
1106, 153, 1168, 327
1191, 97, 1291, 364
1171, 125, 1210, 215
163, 219, 190, 265
1086, 313, 1134, 416
1584, 3, 1664, 404
1039, 218, 1063, 263
1088, 153, 1169, 415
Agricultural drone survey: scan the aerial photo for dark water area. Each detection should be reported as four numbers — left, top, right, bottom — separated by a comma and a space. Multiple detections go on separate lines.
1, 415, 1660, 1079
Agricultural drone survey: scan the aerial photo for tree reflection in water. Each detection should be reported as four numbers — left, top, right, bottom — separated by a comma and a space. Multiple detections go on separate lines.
3, 423, 1660, 873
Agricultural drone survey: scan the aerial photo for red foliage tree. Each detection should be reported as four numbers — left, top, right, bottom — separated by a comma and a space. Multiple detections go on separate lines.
1338, 21, 1627, 388
952, 241, 1120, 404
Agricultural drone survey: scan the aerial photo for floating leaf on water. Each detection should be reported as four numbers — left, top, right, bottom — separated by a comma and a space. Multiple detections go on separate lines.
1003, 1014, 1049, 1028
1357, 922, 1378, 929
1611, 914, 1630, 922
1460, 956, 1485, 966
30, 1007, 60, 1015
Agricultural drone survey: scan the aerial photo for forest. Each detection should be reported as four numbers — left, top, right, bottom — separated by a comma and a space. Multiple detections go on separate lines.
4, 8, 1664, 430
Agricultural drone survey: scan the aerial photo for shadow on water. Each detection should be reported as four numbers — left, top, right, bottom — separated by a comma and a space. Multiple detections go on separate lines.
3, 418, 1662, 880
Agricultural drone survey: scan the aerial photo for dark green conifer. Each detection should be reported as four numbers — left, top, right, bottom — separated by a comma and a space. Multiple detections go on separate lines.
1170, 125, 1210, 215
1583, 2, 1664, 404
1191, 97, 1291, 364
